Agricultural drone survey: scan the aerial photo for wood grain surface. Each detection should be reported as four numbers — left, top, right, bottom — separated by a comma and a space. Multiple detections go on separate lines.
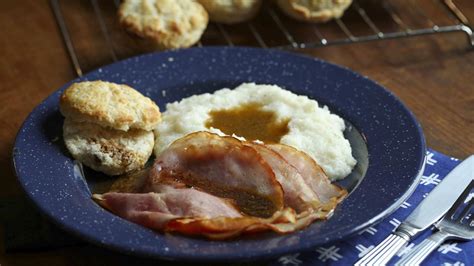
0, 0, 473, 265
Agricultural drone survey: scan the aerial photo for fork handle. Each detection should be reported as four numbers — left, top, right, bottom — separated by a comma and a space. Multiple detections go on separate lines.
355, 233, 408, 266
395, 231, 451, 266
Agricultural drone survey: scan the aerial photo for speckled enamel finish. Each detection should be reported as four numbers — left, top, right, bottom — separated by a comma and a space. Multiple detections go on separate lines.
13, 47, 426, 262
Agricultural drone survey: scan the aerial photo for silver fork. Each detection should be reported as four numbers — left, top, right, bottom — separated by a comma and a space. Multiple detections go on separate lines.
395, 180, 474, 266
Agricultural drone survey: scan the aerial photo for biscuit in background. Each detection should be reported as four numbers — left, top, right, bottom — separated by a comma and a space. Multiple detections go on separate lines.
118, 0, 208, 49
63, 119, 155, 176
276, 0, 353, 23
60, 80, 161, 132
197, 0, 262, 24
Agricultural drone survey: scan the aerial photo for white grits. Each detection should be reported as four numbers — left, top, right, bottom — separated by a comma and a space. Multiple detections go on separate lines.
153, 83, 356, 180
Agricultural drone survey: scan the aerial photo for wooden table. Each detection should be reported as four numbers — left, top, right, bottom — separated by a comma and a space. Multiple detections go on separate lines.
1, 0, 473, 265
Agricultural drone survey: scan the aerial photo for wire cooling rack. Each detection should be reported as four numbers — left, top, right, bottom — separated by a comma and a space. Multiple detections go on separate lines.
51, 0, 473, 77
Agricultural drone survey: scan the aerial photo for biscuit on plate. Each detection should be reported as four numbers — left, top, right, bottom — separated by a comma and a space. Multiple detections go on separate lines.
118, 0, 208, 49
197, 0, 262, 24
63, 119, 154, 176
276, 0, 353, 23
60, 81, 161, 132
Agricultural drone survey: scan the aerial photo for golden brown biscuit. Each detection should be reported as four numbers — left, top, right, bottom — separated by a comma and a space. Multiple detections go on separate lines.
197, 0, 262, 24
63, 119, 154, 176
276, 0, 352, 22
59, 81, 161, 132
118, 0, 208, 49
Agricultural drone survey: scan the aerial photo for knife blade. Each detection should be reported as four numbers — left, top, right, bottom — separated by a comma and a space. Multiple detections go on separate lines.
402, 155, 474, 231
355, 154, 474, 266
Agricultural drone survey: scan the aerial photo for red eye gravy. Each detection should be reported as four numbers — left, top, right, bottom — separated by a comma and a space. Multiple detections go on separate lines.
205, 103, 289, 144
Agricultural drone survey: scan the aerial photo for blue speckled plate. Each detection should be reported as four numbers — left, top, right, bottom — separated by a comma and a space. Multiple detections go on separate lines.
13, 47, 425, 262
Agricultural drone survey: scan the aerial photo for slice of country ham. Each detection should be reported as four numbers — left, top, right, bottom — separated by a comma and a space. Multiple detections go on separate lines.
166, 208, 297, 240
268, 143, 347, 205
248, 143, 321, 213
93, 185, 242, 229
146, 132, 285, 218
94, 188, 331, 239
166, 207, 335, 240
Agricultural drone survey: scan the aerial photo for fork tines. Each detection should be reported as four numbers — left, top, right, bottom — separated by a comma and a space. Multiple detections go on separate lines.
446, 180, 474, 227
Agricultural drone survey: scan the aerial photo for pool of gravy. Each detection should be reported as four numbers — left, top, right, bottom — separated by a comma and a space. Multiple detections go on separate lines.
205, 103, 289, 143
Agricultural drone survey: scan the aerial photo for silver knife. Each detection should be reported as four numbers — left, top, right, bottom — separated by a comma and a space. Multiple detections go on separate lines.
355, 154, 474, 266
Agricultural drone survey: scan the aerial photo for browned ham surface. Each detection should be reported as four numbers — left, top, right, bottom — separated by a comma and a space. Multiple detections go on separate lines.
146, 132, 285, 218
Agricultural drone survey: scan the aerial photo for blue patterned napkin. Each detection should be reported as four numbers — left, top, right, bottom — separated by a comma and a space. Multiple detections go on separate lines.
271, 149, 473, 266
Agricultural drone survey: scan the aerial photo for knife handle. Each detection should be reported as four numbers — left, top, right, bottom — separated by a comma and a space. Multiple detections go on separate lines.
355, 233, 408, 266
395, 231, 451, 266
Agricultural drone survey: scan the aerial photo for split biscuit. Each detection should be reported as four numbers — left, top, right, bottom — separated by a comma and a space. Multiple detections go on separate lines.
59, 81, 161, 132
197, 0, 262, 24
63, 119, 155, 176
276, 0, 352, 23
118, 0, 208, 49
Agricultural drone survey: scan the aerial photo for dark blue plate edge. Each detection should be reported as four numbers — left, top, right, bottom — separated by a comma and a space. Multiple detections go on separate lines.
11, 46, 427, 262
